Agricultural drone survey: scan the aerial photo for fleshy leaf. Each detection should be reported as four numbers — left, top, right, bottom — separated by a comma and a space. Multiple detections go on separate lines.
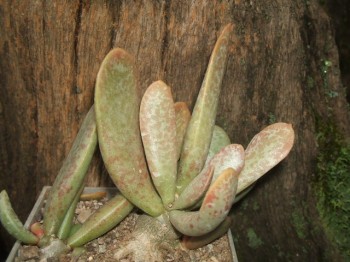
67, 194, 133, 247
171, 166, 214, 210
140, 80, 177, 207
174, 102, 191, 160
80, 191, 107, 201
57, 185, 84, 240
95, 48, 164, 216
206, 125, 231, 163
233, 183, 255, 204
237, 122, 295, 193
44, 106, 97, 236
182, 216, 232, 250
209, 144, 245, 183
189, 144, 244, 210
177, 24, 233, 193
170, 168, 238, 236
0, 190, 39, 244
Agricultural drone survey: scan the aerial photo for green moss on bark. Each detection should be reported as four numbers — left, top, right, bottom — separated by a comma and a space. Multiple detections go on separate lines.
246, 228, 263, 249
315, 120, 350, 260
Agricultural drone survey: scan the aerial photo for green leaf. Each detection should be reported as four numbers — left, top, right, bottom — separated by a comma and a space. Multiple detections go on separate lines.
44, 106, 97, 236
206, 125, 231, 162
171, 166, 214, 210
57, 185, 84, 240
140, 81, 177, 207
238, 123, 295, 193
67, 194, 133, 247
177, 24, 233, 193
174, 102, 191, 160
170, 168, 238, 236
182, 216, 232, 249
95, 48, 164, 216
186, 144, 245, 210
0, 190, 38, 244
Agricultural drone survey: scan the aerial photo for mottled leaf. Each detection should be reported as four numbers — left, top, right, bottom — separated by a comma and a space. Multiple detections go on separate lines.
237, 123, 295, 193
177, 24, 233, 193
189, 144, 244, 210
95, 48, 163, 216
209, 144, 245, 183
170, 168, 238, 236
182, 216, 232, 249
171, 166, 214, 210
140, 81, 177, 207
44, 106, 97, 236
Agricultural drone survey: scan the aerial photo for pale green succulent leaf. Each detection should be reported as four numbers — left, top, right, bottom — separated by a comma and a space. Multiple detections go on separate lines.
0, 190, 38, 244
177, 24, 233, 193
44, 106, 97, 236
206, 125, 231, 162
67, 194, 133, 247
209, 144, 245, 183
95, 48, 164, 216
171, 166, 214, 210
170, 168, 238, 236
182, 216, 232, 249
174, 102, 191, 160
238, 122, 295, 193
57, 185, 84, 240
140, 80, 177, 207
187, 144, 245, 210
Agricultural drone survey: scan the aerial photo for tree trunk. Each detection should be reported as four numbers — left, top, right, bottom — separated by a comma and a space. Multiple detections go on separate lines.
0, 0, 349, 261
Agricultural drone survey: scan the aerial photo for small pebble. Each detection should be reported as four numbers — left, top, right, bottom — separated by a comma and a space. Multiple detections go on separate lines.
210, 256, 219, 262
18, 246, 40, 260
98, 244, 106, 253
77, 209, 92, 223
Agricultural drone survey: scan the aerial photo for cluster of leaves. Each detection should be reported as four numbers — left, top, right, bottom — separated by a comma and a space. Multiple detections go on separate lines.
0, 24, 295, 260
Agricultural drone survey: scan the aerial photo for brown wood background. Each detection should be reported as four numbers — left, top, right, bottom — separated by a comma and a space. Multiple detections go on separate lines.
1, 0, 349, 261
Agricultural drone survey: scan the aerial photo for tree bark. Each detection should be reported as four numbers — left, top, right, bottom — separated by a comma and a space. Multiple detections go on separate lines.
0, 0, 349, 261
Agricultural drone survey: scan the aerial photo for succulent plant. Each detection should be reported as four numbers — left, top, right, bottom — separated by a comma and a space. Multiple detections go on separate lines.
0, 24, 294, 260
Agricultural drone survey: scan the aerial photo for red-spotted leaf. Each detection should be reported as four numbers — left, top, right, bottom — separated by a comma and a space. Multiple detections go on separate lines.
171, 166, 214, 210
237, 122, 295, 193
209, 144, 245, 183
140, 81, 177, 207
182, 216, 232, 250
170, 168, 238, 236
188, 144, 244, 210
95, 48, 163, 217
177, 24, 233, 193
44, 106, 97, 236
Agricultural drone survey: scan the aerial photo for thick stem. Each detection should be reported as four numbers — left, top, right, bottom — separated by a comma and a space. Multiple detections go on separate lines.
114, 214, 186, 262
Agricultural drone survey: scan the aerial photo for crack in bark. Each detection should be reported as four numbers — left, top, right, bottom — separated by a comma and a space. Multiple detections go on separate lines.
160, 0, 170, 73
74, 0, 83, 70
72, 0, 83, 120
73, 0, 83, 86
109, 1, 122, 49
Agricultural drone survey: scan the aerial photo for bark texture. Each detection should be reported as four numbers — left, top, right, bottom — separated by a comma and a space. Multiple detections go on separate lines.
0, 0, 349, 261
